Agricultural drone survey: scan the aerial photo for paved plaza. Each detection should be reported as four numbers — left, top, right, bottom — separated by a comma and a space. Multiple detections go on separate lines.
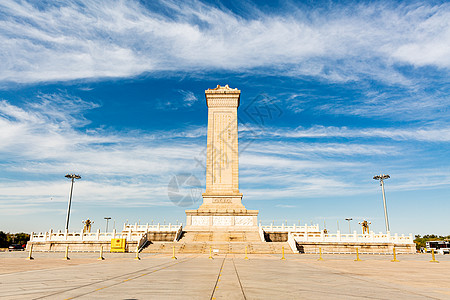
1, 251, 449, 299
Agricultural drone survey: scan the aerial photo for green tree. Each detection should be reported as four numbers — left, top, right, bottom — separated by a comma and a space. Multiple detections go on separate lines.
13, 232, 30, 245
0, 231, 8, 248
0, 231, 30, 248
414, 234, 450, 251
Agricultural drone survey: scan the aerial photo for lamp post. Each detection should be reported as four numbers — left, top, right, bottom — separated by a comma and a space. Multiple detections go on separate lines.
65, 174, 81, 231
104, 217, 111, 232
373, 174, 390, 233
345, 218, 353, 234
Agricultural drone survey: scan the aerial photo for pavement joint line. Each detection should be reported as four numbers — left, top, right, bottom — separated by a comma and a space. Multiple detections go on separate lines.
92, 256, 197, 295
232, 258, 247, 300
33, 255, 199, 300
5, 253, 448, 298
286, 258, 443, 300
210, 255, 227, 300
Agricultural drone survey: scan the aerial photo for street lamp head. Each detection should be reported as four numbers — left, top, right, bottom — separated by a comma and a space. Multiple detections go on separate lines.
65, 174, 81, 179
345, 218, 353, 221
64, 173, 81, 231
373, 173, 391, 233
373, 174, 390, 180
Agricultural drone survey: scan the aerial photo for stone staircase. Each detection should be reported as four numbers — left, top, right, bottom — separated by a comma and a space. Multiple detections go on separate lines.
181, 230, 262, 243
141, 241, 290, 254
140, 229, 291, 254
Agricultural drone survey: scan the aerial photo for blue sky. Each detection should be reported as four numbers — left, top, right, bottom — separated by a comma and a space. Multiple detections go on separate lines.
0, 0, 449, 235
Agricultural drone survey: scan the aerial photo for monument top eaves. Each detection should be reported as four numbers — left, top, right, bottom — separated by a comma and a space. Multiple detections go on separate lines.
205, 84, 241, 94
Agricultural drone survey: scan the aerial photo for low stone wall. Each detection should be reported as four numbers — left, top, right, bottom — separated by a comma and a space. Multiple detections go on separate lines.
146, 231, 176, 242
264, 232, 288, 242
296, 242, 416, 254
27, 241, 138, 252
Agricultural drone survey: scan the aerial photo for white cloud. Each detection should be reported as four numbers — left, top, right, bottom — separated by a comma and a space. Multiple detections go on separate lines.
0, 94, 207, 213
389, 5, 450, 67
262, 125, 450, 142
243, 141, 398, 157
178, 90, 199, 107
275, 204, 296, 208
0, 1, 449, 84
1, 91, 450, 218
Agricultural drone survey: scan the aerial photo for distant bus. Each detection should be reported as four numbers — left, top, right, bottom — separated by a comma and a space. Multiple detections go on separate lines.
426, 241, 450, 255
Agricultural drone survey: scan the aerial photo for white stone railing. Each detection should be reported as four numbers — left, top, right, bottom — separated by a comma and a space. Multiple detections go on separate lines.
291, 230, 414, 244
262, 224, 320, 232
258, 225, 266, 242
137, 233, 148, 252
287, 233, 297, 253
123, 223, 182, 232
31, 223, 183, 243
174, 225, 183, 242
30, 229, 138, 242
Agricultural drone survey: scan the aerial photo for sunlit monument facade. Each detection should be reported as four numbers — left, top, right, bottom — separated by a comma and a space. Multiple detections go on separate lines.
27, 85, 416, 254
185, 85, 258, 230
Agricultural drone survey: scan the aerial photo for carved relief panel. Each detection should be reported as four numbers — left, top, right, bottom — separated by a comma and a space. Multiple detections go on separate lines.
235, 216, 253, 226
212, 216, 233, 226
192, 216, 209, 226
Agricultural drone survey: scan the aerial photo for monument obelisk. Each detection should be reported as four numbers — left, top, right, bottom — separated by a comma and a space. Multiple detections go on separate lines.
185, 85, 258, 230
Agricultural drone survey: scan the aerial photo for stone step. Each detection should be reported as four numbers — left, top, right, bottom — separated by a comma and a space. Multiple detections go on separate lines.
179, 230, 262, 243
141, 241, 291, 254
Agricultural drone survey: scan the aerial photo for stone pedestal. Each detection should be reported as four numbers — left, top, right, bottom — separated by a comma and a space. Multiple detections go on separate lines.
185, 209, 259, 231
185, 85, 258, 231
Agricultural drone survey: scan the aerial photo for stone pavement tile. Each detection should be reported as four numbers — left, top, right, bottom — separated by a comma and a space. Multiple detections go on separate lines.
234, 257, 439, 299
209, 257, 245, 300
75, 255, 222, 300
1, 253, 450, 299
0, 254, 189, 299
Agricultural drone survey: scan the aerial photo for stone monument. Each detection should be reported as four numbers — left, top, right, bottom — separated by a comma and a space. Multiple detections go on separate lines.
185, 85, 258, 230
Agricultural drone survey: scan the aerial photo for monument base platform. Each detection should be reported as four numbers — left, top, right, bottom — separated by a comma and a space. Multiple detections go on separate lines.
180, 230, 262, 242
185, 208, 259, 232
141, 241, 290, 254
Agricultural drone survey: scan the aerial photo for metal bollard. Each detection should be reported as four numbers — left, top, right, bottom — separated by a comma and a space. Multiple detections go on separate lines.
98, 246, 105, 260
281, 246, 286, 260
354, 248, 361, 261
391, 247, 399, 262
317, 247, 324, 261
430, 249, 439, 263
172, 245, 177, 260
26, 244, 34, 260
135, 247, 141, 260
245, 246, 249, 260
209, 246, 213, 260
63, 245, 70, 260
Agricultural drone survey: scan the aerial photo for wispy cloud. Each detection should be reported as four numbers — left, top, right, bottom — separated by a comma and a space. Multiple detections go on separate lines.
0, 93, 206, 212
1, 91, 450, 218
249, 125, 450, 142
316, 88, 450, 121
178, 90, 198, 107
275, 204, 296, 208
0, 0, 449, 85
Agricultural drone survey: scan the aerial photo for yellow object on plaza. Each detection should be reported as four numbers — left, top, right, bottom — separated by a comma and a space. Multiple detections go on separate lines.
110, 238, 126, 253
281, 246, 286, 260
354, 247, 362, 261
318, 247, 324, 261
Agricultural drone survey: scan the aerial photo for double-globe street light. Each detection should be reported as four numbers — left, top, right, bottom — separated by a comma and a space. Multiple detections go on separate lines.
373, 174, 390, 233
65, 174, 81, 231
345, 218, 353, 234
104, 217, 111, 232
